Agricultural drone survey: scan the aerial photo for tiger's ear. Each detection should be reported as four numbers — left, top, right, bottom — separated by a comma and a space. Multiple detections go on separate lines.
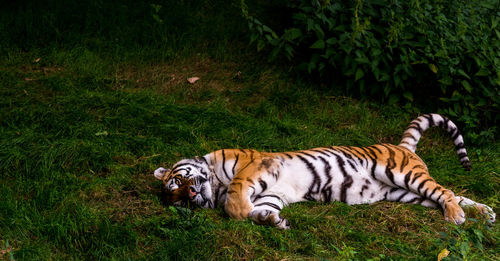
154, 167, 170, 180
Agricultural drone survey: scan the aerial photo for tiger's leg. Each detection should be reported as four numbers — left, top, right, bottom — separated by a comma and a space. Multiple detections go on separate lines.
249, 194, 290, 229
456, 196, 496, 223
396, 173, 465, 224
385, 188, 496, 223
377, 169, 465, 224
224, 157, 281, 220
384, 187, 439, 208
370, 145, 466, 224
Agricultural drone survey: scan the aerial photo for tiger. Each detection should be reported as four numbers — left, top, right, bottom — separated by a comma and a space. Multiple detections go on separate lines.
153, 113, 496, 229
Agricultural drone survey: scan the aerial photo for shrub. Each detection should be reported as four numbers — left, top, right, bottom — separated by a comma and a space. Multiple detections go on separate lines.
242, 0, 500, 142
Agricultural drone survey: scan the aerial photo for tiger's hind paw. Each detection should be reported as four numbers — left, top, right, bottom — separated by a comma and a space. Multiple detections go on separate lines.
250, 210, 291, 229
456, 196, 496, 224
473, 204, 496, 224
444, 203, 466, 225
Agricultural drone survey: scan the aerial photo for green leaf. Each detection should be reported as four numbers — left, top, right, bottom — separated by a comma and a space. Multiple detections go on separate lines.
262, 25, 273, 33
326, 37, 336, 45
461, 80, 472, 93
257, 40, 266, 51
310, 39, 325, 49
403, 91, 413, 102
438, 76, 453, 86
284, 44, 294, 58
355, 68, 364, 81
475, 67, 490, 76
457, 69, 470, 79
428, 63, 438, 74
283, 28, 302, 41
388, 94, 399, 105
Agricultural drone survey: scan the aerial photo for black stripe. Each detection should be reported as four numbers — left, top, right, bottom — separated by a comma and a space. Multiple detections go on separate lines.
322, 148, 337, 157
411, 172, 424, 185
255, 194, 282, 202
401, 133, 417, 141
381, 145, 396, 186
424, 114, 435, 127
396, 191, 409, 202
214, 186, 220, 207
283, 153, 293, 159
404, 170, 412, 190
455, 142, 465, 150
451, 129, 460, 141
347, 160, 357, 171
407, 125, 422, 134
258, 178, 267, 192
199, 156, 209, 165
390, 187, 399, 193
368, 145, 383, 155
171, 163, 197, 173
345, 146, 366, 159
232, 154, 239, 176
254, 202, 282, 211
407, 197, 421, 204
412, 164, 426, 170
297, 155, 321, 201
221, 150, 231, 181
359, 185, 369, 196
436, 192, 444, 203
318, 156, 333, 202
417, 178, 433, 193
298, 151, 317, 160
239, 149, 248, 154
333, 147, 353, 160
398, 149, 409, 172
428, 186, 439, 199
443, 117, 451, 131
370, 156, 377, 180
310, 149, 331, 157
363, 147, 379, 161
334, 154, 353, 203
422, 188, 429, 198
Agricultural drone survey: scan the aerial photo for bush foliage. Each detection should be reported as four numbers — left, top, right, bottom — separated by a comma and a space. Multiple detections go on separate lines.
243, 0, 500, 142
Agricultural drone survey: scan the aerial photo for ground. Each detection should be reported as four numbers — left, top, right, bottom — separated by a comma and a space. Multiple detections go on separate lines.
0, 1, 498, 259
0, 48, 498, 260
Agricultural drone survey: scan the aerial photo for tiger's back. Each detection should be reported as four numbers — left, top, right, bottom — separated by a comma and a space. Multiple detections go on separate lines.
208, 143, 433, 210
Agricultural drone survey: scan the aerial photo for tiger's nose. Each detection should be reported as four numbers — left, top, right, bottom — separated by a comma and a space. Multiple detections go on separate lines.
189, 186, 197, 199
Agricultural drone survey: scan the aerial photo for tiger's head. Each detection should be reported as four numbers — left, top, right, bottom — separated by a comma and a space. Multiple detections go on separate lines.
153, 157, 214, 208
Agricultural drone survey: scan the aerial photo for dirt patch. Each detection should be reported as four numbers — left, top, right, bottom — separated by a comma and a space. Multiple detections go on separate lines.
116, 57, 241, 94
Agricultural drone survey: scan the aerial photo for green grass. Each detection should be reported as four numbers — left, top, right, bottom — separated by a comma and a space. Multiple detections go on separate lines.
0, 1, 499, 260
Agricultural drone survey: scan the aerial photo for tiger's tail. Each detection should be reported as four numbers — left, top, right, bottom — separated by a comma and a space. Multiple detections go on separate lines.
399, 113, 471, 170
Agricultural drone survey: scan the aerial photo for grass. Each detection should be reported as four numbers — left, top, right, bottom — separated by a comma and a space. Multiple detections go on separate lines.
0, 1, 499, 260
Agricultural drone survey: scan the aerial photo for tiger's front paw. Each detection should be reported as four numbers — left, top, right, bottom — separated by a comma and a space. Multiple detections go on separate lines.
224, 192, 253, 220
250, 210, 291, 229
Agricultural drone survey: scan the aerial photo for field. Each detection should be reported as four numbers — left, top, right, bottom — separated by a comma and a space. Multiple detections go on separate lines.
0, 1, 498, 260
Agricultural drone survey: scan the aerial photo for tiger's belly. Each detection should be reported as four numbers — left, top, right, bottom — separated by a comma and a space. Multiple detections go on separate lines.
274, 161, 387, 205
